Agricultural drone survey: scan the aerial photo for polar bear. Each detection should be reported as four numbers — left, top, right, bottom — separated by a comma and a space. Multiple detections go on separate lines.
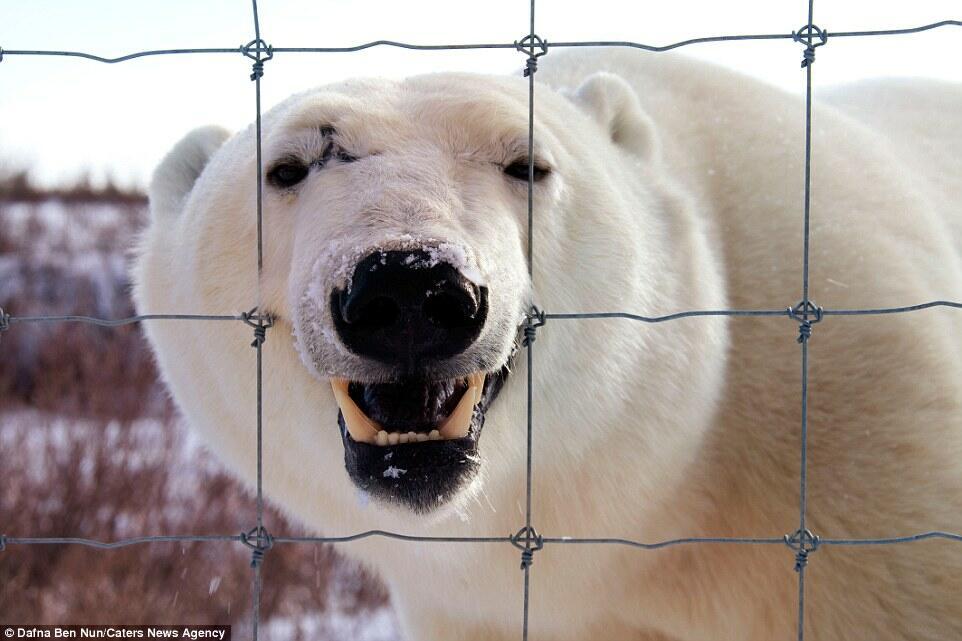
132, 49, 962, 640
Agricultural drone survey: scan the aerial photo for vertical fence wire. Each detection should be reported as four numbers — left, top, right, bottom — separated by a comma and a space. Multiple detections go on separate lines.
250, 1, 267, 639
796, 1, 817, 638
252, 342, 264, 641
522, 1, 538, 638
0, 9, 961, 641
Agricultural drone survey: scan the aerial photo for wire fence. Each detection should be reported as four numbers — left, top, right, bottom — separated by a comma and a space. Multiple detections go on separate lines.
1, 2, 961, 639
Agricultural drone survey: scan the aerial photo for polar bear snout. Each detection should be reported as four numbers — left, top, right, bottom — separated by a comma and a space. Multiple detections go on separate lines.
314, 246, 515, 512
331, 249, 489, 369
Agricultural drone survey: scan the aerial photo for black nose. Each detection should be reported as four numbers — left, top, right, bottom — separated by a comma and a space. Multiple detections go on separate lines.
331, 250, 488, 366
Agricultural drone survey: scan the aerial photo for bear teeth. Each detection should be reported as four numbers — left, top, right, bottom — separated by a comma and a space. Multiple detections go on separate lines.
330, 377, 380, 443
330, 373, 485, 445
437, 372, 484, 440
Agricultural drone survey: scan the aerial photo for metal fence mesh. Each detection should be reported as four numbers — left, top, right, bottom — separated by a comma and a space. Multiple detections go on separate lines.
1, 1, 961, 639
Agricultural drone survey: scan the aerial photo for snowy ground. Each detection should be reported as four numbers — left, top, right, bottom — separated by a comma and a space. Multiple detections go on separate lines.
0, 199, 401, 638
265, 605, 400, 641
0, 409, 401, 638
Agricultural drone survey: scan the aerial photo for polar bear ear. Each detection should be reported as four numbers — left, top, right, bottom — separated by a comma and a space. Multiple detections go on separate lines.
567, 72, 657, 159
149, 125, 231, 218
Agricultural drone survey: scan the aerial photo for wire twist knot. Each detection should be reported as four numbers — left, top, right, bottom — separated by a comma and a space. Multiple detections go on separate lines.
515, 34, 548, 77
241, 38, 273, 81
241, 308, 274, 348
241, 526, 273, 568
0, 307, 10, 346
784, 528, 820, 572
510, 526, 544, 570
792, 24, 828, 68
788, 300, 822, 343
522, 306, 546, 347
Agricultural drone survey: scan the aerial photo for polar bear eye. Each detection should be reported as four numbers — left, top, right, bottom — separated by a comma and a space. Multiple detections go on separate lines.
504, 159, 550, 182
267, 161, 310, 188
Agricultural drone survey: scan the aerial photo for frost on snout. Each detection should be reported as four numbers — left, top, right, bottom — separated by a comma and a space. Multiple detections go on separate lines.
292, 238, 489, 375
291, 240, 517, 512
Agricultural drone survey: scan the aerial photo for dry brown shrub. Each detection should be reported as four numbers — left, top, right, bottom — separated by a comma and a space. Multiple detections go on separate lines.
0, 203, 160, 419
0, 190, 392, 635
0, 417, 388, 628
0, 167, 147, 206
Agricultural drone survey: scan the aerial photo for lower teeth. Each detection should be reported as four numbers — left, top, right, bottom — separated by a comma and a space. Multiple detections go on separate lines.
375, 429, 442, 446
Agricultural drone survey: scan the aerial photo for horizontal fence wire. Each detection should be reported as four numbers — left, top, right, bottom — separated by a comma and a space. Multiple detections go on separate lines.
7, 530, 962, 550
6, 530, 962, 551
1, 4, 961, 641
5, 300, 962, 329
1, 19, 959, 62
2, 313, 252, 326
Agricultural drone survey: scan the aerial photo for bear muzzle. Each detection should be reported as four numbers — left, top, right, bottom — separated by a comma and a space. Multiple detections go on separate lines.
320, 248, 515, 511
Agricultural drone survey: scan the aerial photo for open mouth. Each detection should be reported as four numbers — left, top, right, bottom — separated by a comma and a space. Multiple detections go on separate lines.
333, 372, 486, 445
331, 359, 514, 512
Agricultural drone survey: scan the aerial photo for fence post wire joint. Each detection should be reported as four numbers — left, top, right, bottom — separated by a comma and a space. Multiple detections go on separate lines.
0, 307, 10, 343
240, 525, 274, 568
515, 34, 548, 76
241, 308, 274, 348
793, 24, 828, 67
785, 528, 820, 572
511, 526, 544, 570
522, 306, 547, 347
242, 38, 273, 81
788, 300, 822, 343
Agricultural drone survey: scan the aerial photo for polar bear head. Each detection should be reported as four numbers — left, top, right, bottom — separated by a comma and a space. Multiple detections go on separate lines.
134, 64, 722, 521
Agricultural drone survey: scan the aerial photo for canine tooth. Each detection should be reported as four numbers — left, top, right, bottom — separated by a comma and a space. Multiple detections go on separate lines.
469, 372, 486, 405
416, 433, 429, 442
376, 431, 388, 446
330, 378, 379, 444
429, 430, 441, 440
435, 372, 486, 440
399, 433, 410, 444
438, 386, 477, 440
407, 431, 417, 443
388, 432, 400, 445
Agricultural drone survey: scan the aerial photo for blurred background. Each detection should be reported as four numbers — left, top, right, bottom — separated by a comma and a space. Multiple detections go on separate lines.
0, 181, 394, 636
0, 0, 959, 636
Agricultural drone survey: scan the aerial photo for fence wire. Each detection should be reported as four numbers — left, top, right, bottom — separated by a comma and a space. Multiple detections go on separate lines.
1, 2, 961, 640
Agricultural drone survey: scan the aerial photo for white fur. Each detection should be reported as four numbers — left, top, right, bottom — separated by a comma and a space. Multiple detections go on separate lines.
132, 50, 962, 640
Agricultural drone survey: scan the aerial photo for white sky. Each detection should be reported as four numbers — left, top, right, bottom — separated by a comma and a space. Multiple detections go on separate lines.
1, 0, 959, 188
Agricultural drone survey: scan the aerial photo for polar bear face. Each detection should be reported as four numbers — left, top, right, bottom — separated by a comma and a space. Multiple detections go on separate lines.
137, 69, 692, 517
272, 77, 556, 511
